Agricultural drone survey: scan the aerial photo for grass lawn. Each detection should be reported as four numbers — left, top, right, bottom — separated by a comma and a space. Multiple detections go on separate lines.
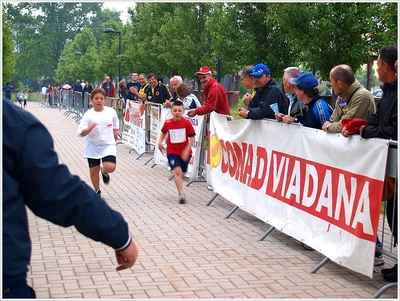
230, 95, 245, 120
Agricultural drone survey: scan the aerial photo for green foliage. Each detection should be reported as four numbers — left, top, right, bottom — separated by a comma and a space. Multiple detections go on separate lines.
2, 11, 16, 83
4, 2, 398, 92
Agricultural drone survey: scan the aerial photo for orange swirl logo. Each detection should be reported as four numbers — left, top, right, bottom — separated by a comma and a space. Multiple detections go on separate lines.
209, 134, 222, 169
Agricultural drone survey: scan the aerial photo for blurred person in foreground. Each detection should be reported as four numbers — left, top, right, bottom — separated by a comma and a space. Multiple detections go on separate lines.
3, 99, 139, 298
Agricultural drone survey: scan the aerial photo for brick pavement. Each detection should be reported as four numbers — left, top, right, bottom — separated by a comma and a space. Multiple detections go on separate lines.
20, 102, 398, 298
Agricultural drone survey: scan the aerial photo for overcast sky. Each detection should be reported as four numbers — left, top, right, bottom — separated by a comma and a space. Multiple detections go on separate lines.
102, 1, 134, 24
5, 1, 134, 24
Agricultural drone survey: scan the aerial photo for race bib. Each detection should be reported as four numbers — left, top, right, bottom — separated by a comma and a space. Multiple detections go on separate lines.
169, 128, 186, 143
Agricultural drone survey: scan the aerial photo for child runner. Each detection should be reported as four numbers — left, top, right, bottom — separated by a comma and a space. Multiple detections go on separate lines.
158, 100, 196, 204
77, 88, 119, 200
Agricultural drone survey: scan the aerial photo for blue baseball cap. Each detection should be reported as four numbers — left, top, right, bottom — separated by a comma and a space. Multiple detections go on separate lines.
289, 71, 318, 90
250, 63, 270, 77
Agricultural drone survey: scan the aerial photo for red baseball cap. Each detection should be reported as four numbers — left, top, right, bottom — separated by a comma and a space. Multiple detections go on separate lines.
195, 66, 212, 76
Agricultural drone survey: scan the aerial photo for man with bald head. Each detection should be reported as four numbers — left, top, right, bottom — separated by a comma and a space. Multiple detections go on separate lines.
322, 64, 375, 133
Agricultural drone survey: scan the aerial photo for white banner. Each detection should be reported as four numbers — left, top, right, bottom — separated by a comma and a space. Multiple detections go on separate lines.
154, 108, 205, 180
209, 112, 389, 278
121, 100, 146, 154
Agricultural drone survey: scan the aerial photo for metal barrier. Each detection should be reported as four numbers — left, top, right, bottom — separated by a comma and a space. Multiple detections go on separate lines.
372, 140, 398, 298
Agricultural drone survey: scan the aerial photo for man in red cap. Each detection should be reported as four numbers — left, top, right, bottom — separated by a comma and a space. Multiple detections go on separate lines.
187, 66, 230, 117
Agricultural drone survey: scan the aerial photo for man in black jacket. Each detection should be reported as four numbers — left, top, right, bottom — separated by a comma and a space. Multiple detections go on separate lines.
238, 63, 287, 120
2, 100, 139, 298
344, 45, 398, 282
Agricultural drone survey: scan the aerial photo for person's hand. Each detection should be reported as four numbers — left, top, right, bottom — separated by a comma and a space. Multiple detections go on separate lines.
164, 100, 172, 108
181, 148, 190, 162
275, 113, 284, 121
237, 107, 249, 118
130, 86, 138, 95
187, 109, 196, 117
115, 239, 139, 271
359, 125, 366, 137
341, 126, 350, 138
158, 142, 164, 153
243, 93, 252, 107
322, 121, 331, 132
282, 115, 294, 124
88, 122, 97, 131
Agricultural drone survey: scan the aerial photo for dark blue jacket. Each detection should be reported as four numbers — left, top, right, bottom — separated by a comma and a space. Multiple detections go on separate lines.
73, 82, 83, 93
248, 78, 288, 120
303, 96, 333, 129
2, 99, 130, 281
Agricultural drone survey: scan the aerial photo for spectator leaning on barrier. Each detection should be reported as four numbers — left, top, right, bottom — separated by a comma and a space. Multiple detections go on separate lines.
77, 88, 119, 200
166, 75, 183, 108
102, 76, 116, 98
343, 46, 398, 282
129, 72, 149, 103
73, 79, 82, 93
276, 66, 308, 125
322, 64, 376, 133
289, 71, 333, 129
238, 65, 255, 107
176, 82, 201, 110
145, 73, 171, 105
237, 63, 288, 120
2, 99, 139, 298
127, 72, 141, 91
187, 66, 230, 117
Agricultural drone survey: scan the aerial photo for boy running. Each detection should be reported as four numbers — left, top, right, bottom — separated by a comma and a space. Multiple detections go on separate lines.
158, 100, 196, 204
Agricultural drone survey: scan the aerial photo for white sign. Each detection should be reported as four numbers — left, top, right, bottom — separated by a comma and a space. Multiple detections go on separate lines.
209, 112, 389, 278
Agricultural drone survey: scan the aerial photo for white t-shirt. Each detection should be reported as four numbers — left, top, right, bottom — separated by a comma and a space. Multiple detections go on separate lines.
77, 107, 119, 158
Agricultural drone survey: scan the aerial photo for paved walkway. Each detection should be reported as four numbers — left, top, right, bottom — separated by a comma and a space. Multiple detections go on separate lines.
22, 102, 397, 299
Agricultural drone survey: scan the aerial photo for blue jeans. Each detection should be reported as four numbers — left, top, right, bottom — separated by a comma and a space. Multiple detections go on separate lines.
3, 278, 36, 298
376, 237, 383, 257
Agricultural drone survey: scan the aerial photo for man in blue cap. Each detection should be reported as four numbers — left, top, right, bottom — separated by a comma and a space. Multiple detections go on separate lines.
238, 63, 287, 120
289, 71, 333, 129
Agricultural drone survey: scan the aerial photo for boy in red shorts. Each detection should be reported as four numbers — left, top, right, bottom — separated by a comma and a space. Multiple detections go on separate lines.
158, 100, 196, 203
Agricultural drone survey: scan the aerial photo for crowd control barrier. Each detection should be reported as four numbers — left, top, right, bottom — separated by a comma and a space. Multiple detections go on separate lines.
120, 101, 158, 163
206, 112, 397, 297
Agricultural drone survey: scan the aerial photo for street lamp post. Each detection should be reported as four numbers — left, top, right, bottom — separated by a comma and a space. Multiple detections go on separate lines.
103, 27, 122, 84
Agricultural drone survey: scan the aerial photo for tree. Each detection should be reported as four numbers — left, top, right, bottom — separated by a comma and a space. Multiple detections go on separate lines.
2, 11, 16, 83
206, 3, 293, 76
56, 28, 101, 84
273, 3, 397, 80
4, 2, 102, 89
156, 3, 213, 78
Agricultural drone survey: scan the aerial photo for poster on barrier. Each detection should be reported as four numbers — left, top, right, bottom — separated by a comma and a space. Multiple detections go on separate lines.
149, 103, 162, 147
153, 108, 204, 180
208, 112, 389, 278
121, 100, 146, 154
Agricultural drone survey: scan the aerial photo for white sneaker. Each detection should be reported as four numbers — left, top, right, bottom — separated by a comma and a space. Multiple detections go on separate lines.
374, 254, 385, 266
178, 193, 186, 204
